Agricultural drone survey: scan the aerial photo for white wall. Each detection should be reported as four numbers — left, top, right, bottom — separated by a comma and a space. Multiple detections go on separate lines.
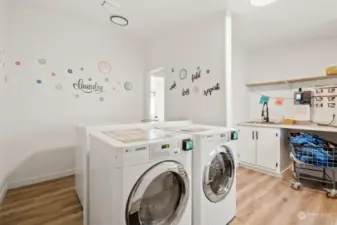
0, 0, 7, 198
231, 14, 249, 127
2, 1, 145, 188
246, 38, 337, 123
247, 38, 337, 84
146, 12, 227, 126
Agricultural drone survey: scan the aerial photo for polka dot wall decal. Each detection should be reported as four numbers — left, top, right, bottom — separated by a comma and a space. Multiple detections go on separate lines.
98, 61, 111, 74
68, 69, 73, 74
80, 67, 84, 71
38, 58, 47, 65
88, 78, 92, 81
179, 69, 187, 80
113, 87, 116, 91
99, 97, 104, 101
36, 79, 42, 84
171, 68, 175, 73
197, 66, 200, 70
51, 72, 56, 77
15, 61, 21, 66
193, 86, 199, 94
124, 82, 133, 91
105, 78, 109, 82
206, 69, 210, 74
55, 83, 63, 90
75, 94, 80, 98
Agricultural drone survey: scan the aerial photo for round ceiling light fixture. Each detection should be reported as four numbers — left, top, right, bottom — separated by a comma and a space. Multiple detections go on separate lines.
250, 0, 278, 7
110, 15, 129, 27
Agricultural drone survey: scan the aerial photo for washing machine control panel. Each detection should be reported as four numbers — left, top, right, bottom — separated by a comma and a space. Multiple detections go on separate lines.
149, 138, 192, 160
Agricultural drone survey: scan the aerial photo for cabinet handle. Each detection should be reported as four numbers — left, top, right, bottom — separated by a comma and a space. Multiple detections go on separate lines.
256, 131, 258, 140
252, 131, 255, 140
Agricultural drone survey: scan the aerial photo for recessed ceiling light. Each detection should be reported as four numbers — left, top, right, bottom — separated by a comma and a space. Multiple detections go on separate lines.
110, 15, 129, 27
250, 0, 278, 7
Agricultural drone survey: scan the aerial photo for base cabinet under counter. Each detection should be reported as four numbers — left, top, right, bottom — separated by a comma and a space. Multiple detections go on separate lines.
237, 125, 291, 177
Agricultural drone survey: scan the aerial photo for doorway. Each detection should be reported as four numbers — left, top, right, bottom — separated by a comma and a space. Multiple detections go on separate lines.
150, 76, 165, 121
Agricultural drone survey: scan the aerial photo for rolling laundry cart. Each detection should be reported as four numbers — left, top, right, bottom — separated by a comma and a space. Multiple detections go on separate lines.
288, 132, 337, 199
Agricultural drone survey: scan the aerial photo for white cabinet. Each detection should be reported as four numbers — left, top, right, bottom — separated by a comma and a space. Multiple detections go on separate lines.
256, 127, 280, 170
237, 126, 256, 164
238, 126, 285, 176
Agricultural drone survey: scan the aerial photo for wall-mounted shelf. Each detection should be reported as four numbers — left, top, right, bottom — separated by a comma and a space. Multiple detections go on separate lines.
246, 75, 337, 87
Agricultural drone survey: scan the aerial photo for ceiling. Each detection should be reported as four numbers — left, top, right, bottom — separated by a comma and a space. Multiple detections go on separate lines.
232, 0, 337, 46
14, 0, 337, 46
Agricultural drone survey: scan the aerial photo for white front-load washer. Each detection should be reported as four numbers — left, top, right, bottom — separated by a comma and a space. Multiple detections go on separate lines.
157, 123, 237, 225
89, 124, 194, 225
75, 121, 160, 225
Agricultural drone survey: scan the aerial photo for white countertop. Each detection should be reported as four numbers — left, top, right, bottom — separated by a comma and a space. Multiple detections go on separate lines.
238, 122, 337, 133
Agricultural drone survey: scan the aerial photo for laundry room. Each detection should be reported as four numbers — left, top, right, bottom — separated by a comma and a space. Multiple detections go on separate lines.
0, 0, 337, 225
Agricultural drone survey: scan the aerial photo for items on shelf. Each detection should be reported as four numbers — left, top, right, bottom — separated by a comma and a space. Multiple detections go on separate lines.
326, 66, 337, 76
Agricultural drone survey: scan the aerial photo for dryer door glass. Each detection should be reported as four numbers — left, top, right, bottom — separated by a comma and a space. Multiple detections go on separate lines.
203, 146, 235, 203
126, 161, 190, 225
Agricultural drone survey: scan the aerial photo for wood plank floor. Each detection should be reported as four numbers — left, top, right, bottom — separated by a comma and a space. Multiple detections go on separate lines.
0, 176, 82, 225
0, 169, 336, 225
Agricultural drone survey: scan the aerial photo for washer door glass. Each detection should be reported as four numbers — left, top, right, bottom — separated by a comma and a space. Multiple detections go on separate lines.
126, 161, 190, 225
203, 146, 235, 203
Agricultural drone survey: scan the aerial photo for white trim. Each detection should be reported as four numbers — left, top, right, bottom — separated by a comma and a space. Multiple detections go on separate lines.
0, 182, 8, 205
239, 162, 283, 178
225, 11, 233, 127
8, 169, 75, 189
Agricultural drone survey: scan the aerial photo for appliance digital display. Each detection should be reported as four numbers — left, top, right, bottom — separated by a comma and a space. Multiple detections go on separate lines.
162, 144, 170, 149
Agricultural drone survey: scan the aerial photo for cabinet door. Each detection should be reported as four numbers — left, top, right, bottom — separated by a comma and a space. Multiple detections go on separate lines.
237, 126, 256, 164
256, 128, 279, 170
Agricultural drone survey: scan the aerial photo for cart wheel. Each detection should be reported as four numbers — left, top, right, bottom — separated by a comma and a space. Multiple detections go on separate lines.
291, 182, 301, 191
326, 191, 337, 199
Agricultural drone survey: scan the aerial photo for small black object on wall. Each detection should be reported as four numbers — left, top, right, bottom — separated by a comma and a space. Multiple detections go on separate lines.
192, 70, 201, 82
204, 83, 220, 96
182, 88, 190, 96
170, 81, 177, 90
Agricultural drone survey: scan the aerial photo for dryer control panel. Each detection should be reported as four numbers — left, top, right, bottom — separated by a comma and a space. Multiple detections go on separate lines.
149, 138, 193, 160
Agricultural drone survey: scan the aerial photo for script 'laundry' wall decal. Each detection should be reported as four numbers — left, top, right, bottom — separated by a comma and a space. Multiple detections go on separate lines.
182, 88, 190, 96
204, 83, 220, 96
192, 70, 201, 82
170, 81, 177, 90
73, 79, 104, 94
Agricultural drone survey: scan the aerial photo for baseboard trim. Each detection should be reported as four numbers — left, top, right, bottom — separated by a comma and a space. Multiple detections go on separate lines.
239, 162, 283, 178
8, 169, 75, 189
0, 182, 8, 205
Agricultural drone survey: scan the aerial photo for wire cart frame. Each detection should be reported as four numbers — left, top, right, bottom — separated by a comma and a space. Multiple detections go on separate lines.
288, 132, 337, 199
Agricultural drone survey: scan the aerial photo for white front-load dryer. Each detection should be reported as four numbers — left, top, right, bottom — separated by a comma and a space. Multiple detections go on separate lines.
157, 123, 237, 225
89, 125, 194, 225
